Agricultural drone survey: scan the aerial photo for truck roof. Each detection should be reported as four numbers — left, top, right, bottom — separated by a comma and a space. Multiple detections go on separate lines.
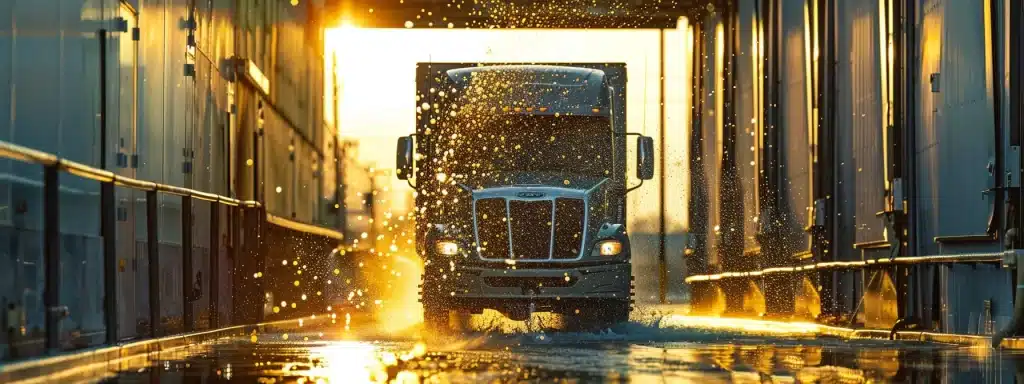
446, 65, 606, 87
443, 65, 611, 115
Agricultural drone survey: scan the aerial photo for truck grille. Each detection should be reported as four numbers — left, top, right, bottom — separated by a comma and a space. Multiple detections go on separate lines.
475, 198, 510, 260
509, 200, 553, 259
552, 198, 585, 259
473, 197, 586, 261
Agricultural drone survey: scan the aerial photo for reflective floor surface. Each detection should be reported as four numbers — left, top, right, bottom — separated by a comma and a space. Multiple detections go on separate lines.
91, 310, 1024, 383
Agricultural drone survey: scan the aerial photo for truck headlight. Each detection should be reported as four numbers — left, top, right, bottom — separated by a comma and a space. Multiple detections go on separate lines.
596, 240, 622, 256
435, 240, 460, 256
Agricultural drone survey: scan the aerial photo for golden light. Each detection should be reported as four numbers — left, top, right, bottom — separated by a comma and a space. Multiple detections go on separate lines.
339, 19, 358, 30
660, 315, 822, 337
435, 240, 459, 256
306, 342, 385, 383
596, 240, 622, 256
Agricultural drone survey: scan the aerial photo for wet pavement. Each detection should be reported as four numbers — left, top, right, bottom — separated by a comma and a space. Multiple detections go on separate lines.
86, 309, 1024, 383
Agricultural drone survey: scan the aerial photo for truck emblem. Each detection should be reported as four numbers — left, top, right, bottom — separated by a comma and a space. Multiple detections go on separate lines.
516, 192, 545, 199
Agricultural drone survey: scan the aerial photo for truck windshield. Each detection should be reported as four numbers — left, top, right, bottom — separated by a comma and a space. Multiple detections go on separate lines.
434, 114, 613, 179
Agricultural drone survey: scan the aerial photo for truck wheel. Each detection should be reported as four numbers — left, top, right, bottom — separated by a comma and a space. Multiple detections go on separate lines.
564, 301, 631, 332
423, 305, 450, 331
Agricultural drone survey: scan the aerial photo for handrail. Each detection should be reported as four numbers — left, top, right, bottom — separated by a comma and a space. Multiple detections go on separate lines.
0, 139, 345, 237
684, 251, 1014, 283
266, 213, 344, 240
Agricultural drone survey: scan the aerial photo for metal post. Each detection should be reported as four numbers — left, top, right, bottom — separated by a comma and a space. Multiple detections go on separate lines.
43, 165, 61, 352
209, 203, 220, 328
720, 0, 745, 313
816, 0, 839, 318
687, 20, 709, 309
228, 205, 240, 327
368, 172, 377, 250
147, 190, 159, 337
336, 140, 345, 233
99, 29, 108, 170
101, 182, 117, 343
234, 205, 262, 324
658, 28, 668, 304
253, 131, 261, 202
257, 207, 267, 323
182, 196, 194, 332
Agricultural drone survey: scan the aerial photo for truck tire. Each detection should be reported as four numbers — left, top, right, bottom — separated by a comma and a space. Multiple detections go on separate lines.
423, 305, 450, 331
563, 300, 630, 331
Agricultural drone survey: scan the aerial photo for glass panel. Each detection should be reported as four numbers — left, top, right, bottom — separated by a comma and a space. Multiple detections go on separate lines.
0, 164, 44, 359
58, 173, 103, 351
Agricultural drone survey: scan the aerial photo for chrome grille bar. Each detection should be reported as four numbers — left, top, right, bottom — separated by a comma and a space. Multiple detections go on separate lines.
474, 195, 588, 262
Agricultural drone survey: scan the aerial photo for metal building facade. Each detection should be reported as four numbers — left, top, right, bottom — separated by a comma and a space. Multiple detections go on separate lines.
685, 0, 1023, 340
0, 0, 339, 359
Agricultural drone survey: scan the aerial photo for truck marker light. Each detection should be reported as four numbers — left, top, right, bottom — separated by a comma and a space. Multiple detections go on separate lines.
592, 107, 601, 113
539, 107, 549, 112
597, 240, 623, 256
436, 241, 460, 256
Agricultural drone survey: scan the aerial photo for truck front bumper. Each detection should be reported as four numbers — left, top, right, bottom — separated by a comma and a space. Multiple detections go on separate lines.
434, 262, 632, 308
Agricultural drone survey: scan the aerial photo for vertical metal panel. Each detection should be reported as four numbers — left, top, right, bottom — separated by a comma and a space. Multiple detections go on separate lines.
58, 174, 104, 349
915, 0, 1010, 335
916, 0, 996, 247
157, 196, 183, 334
166, 0, 190, 189
835, 0, 887, 252
188, 200, 211, 330
296, 140, 317, 222
128, 188, 147, 338
101, 182, 116, 343
778, 0, 812, 257
43, 166, 59, 352
137, 0, 167, 184
264, 108, 294, 217
699, 12, 723, 269
146, 190, 159, 337
209, 203, 220, 328
181, 196, 193, 332
735, 0, 762, 254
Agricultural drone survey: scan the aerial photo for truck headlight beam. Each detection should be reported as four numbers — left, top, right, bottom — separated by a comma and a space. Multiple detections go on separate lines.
435, 240, 460, 256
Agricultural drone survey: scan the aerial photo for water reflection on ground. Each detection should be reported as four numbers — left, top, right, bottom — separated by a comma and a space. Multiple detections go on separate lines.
98, 318, 1024, 383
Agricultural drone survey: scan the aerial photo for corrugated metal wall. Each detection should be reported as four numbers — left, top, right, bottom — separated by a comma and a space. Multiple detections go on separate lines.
0, 0, 124, 354
0, 0, 331, 358
698, 12, 723, 270
777, 0, 812, 258
913, 0, 1010, 335
735, 0, 761, 256
836, 0, 887, 252
685, 0, 1019, 336
831, 0, 889, 316
730, 0, 763, 263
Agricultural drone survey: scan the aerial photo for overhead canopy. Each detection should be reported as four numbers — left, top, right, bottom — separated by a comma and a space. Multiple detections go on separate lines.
328, 0, 717, 29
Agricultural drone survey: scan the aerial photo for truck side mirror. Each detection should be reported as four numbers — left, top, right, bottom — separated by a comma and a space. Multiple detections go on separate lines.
637, 136, 654, 180
396, 136, 414, 180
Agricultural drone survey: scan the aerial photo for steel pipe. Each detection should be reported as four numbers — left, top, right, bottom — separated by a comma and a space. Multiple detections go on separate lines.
685, 251, 1013, 283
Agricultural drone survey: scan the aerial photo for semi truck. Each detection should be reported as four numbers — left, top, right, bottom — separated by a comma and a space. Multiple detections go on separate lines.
395, 63, 653, 329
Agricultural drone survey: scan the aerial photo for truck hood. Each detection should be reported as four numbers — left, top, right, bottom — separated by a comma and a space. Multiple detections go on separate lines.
458, 172, 610, 197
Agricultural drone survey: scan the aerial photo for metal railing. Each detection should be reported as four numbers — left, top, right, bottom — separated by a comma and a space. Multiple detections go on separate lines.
684, 251, 1009, 283
0, 139, 343, 355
